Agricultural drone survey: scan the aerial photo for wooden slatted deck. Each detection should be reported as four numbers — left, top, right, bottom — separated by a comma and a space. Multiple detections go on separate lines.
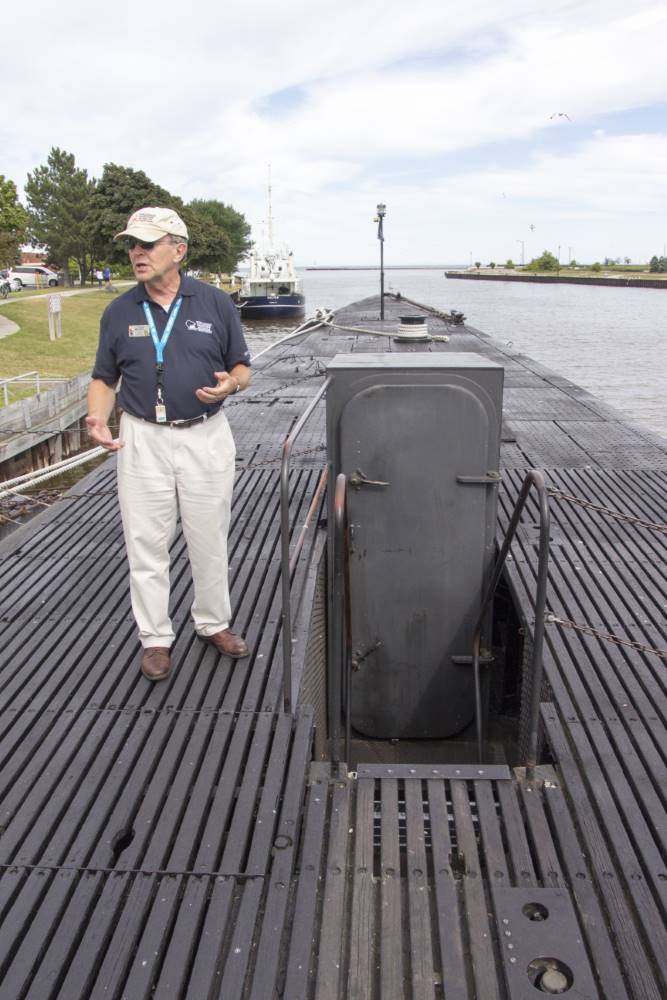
0, 294, 665, 997
280, 762, 624, 1000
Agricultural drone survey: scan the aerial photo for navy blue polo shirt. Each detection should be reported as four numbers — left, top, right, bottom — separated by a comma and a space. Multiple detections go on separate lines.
92, 274, 251, 422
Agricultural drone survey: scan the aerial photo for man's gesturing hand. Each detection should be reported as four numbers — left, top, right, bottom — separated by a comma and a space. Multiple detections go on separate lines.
85, 416, 124, 451
195, 371, 239, 404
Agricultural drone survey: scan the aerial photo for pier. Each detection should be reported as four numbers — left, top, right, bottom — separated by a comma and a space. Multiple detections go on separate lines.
0, 294, 665, 998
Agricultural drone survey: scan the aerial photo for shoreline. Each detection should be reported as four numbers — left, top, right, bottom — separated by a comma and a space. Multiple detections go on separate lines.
445, 270, 667, 289
305, 264, 455, 271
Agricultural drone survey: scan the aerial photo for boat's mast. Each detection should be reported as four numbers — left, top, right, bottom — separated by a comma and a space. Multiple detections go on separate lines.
267, 165, 274, 248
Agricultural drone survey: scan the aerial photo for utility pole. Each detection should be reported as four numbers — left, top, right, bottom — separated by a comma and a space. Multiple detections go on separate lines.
517, 240, 525, 266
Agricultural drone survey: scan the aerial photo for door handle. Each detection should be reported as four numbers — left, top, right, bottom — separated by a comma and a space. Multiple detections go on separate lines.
349, 468, 390, 490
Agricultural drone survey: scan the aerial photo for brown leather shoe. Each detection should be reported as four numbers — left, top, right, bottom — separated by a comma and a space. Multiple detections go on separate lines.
141, 646, 171, 681
202, 628, 249, 658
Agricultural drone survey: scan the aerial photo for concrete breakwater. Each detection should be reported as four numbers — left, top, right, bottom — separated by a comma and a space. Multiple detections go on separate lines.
446, 270, 667, 289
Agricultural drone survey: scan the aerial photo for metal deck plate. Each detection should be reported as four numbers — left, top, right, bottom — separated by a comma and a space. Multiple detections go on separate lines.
0, 294, 665, 997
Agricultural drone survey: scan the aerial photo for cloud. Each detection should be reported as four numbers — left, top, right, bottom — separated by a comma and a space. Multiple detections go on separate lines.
3, 0, 667, 262
444, 133, 667, 212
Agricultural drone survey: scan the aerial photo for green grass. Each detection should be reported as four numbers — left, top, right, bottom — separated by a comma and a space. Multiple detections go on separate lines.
0, 291, 115, 380
0, 279, 237, 406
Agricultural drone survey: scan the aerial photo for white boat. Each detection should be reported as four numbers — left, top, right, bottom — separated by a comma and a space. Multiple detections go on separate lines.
237, 179, 305, 320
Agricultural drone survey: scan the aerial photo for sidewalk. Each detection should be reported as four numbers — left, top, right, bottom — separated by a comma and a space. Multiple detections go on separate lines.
0, 315, 19, 340
0, 282, 134, 340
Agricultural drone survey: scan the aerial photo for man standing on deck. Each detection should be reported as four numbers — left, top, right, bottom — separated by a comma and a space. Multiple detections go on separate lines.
85, 207, 251, 681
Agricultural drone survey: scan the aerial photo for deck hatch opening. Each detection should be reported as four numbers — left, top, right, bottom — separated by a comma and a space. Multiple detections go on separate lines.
449, 846, 467, 879
110, 826, 135, 864
527, 957, 573, 993
523, 901, 550, 922
370, 777, 482, 877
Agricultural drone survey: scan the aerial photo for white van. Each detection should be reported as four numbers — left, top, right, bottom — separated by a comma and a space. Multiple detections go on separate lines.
8, 265, 59, 290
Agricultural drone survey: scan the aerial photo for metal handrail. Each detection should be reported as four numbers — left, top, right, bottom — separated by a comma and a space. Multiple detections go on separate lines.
280, 376, 331, 713
471, 469, 551, 779
332, 473, 353, 765
0, 372, 38, 406
0, 372, 70, 406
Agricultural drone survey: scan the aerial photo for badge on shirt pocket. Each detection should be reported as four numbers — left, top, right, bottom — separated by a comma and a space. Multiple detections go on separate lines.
128, 325, 150, 338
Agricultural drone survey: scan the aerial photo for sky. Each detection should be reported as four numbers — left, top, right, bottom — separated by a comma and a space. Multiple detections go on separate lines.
3, 0, 667, 265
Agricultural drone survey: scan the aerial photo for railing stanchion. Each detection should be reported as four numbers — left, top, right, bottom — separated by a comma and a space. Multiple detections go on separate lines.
470, 470, 551, 772
280, 377, 331, 714
333, 473, 352, 766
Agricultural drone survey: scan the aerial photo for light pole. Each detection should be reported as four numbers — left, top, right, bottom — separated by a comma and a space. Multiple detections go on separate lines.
517, 240, 525, 266
375, 202, 386, 320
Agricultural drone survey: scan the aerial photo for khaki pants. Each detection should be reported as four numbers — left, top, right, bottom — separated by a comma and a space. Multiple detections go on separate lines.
117, 410, 236, 648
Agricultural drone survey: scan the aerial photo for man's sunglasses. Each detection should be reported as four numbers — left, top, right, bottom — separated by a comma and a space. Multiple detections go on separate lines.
124, 237, 165, 251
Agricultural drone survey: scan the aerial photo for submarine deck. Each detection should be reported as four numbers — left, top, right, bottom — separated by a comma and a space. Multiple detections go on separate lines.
0, 294, 665, 998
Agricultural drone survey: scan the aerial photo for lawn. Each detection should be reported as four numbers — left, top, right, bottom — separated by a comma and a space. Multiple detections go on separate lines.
0, 290, 117, 380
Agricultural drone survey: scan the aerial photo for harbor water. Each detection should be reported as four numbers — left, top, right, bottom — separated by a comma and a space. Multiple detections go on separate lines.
242, 268, 667, 439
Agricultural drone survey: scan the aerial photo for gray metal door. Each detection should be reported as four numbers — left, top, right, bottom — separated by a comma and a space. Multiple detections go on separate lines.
342, 381, 491, 738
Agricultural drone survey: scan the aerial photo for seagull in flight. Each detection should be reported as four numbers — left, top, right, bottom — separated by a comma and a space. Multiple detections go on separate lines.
550, 112, 571, 120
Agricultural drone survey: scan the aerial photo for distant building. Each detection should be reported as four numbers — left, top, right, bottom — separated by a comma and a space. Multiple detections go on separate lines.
20, 246, 48, 265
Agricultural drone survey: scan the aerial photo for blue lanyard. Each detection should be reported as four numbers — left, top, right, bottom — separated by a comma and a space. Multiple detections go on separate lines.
142, 296, 183, 364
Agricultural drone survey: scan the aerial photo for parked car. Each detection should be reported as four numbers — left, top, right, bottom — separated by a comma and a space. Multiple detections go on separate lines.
8, 265, 59, 290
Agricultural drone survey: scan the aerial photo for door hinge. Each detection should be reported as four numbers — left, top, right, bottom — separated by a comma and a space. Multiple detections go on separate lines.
456, 471, 502, 486
451, 650, 495, 666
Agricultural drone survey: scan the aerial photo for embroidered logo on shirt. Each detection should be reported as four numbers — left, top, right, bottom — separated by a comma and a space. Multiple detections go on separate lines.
128, 325, 150, 337
185, 319, 213, 334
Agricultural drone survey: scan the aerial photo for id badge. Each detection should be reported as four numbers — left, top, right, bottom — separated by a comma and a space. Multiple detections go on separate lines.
155, 404, 167, 423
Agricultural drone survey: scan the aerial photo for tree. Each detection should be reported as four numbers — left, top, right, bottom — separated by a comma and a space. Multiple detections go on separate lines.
474, 261, 481, 270
591, 262, 602, 272
0, 176, 28, 268
527, 249, 559, 272
87, 167, 252, 274
25, 148, 95, 285
505, 259, 515, 269
186, 199, 252, 273
87, 163, 179, 266
183, 206, 232, 273
649, 255, 667, 273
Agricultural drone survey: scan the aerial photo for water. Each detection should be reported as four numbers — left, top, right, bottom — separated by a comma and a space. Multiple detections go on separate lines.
242, 268, 666, 439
